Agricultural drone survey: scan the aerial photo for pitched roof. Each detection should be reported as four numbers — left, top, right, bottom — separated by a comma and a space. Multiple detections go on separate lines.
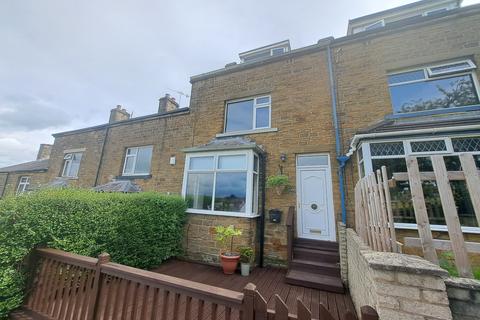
0, 159, 49, 173
357, 111, 480, 134
182, 136, 265, 154
92, 180, 141, 193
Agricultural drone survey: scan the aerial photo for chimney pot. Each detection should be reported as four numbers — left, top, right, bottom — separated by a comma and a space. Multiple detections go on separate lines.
109, 105, 131, 123
158, 93, 179, 114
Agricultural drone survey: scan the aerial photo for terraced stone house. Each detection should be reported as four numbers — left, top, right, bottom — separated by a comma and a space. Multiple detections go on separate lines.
2, 0, 480, 290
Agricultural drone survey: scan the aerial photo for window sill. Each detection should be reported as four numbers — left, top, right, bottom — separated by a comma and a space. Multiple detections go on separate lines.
385, 104, 480, 119
60, 176, 78, 180
394, 223, 480, 234
216, 128, 278, 138
117, 174, 152, 180
186, 208, 260, 218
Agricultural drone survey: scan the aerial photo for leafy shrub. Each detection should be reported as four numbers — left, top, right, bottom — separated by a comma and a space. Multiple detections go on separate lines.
0, 189, 186, 318
266, 175, 290, 188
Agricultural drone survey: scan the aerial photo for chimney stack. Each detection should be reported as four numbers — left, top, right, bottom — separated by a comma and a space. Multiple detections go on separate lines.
109, 105, 131, 123
158, 94, 180, 114
37, 144, 52, 160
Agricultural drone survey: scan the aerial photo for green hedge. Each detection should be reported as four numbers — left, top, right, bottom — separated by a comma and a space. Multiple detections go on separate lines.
0, 189, 187, 318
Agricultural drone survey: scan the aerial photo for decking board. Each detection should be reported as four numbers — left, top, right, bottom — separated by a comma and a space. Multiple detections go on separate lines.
152, 259, 356, 319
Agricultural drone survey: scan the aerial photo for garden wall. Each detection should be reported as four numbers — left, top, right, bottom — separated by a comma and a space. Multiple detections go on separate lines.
346, 228, 453, 319
445, 277, 480, 320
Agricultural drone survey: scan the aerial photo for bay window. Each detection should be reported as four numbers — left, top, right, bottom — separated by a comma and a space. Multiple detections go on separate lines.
358, 136, 480, 232
182, 150, 260, 217
388, 59, 479, 115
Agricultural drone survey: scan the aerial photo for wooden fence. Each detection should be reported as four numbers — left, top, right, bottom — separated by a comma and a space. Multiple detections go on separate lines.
355, 154, 480, 279
354, 166, 400, 253
391, 154, 480, 278
21, 248, 379, 320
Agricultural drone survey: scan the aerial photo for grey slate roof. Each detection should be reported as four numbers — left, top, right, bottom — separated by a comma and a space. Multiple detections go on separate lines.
44, 177, 70, 188
0, 159, 49, 173
182, 137, 265, 154
357, 111, 480, 135
92, 180, 141, 193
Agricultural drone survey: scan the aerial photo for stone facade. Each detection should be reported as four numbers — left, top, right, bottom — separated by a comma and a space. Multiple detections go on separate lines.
346, 228, 453, 320
1, 5, 480, 267
0, 171, 50, 197
445, 277, 480, 320
333, 8, 480, 229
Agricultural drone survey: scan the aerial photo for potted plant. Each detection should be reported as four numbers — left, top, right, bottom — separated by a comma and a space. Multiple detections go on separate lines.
214, 225, 242, 274
266, 174, 290, 195
239, 246, 254, 276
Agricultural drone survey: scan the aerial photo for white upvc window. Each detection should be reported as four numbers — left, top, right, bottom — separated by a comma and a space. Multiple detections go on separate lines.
182, 150, 260, 217
357, 135, 480, 233
387, 59, 480, 115
224, 95, 271, 133
62, 152, 83, 178
122, 146, 153, 176
16, 176, 30, 194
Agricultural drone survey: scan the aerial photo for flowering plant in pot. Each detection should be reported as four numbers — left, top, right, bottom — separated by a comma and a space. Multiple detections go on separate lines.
214, 225, 242, 274
239, 246, 254, 276
266, 174, 290, 195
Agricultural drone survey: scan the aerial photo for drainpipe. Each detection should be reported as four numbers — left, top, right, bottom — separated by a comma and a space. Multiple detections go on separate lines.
326, 42, 349, 225
94, 127, 110, 186
1, 173, 9, 198
258, 152, 266, 267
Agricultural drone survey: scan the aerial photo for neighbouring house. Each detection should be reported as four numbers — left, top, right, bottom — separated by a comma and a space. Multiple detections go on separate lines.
0, 144, 51, 197
1, 0, 479, 284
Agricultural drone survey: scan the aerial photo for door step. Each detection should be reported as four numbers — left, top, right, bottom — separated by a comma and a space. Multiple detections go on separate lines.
285, 269, 344, 293
293, 247, 340, 263
294, 239, 339, 252
290, 259, 340, 277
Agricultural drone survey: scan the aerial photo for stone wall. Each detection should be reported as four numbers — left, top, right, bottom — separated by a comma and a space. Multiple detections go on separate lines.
445, 277, 480, 320
182, 214, 258, 265
346, 228, 452, 320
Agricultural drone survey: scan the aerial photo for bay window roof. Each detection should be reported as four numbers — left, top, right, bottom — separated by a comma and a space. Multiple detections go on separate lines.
182, 137, 265, 154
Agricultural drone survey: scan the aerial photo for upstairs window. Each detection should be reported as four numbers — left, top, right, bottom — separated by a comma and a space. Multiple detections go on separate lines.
122, 146, 153, 175
225, 96, 271, 133
62, 152, 82, 178
16, 176, 30, 194
364, 20, 385, 31
388, 60, 479, 114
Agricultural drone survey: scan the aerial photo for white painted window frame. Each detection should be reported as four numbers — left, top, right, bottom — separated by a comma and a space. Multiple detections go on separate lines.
181, 149, 259, 218
62, 152, 82, 178
224, 95, 272, 134
358, 134, 480, 233
363, 19, 385, 31
387, 61, 480, 114
122, 146, 153, 176
16, 176, 30, 194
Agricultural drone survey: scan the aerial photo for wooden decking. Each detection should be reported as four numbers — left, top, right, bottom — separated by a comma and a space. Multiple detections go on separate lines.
152, 259, 356, 320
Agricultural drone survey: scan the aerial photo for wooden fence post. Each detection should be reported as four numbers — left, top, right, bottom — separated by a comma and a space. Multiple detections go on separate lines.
87, 252, 110, 320
406, 156, 439, 264
360, 306, 379, 320
242, 283, 256, 320
431, 155, 473, 278
459, 153, 480, 226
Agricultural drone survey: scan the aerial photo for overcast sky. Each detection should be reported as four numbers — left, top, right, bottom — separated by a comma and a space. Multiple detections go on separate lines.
0, 0, 479, 167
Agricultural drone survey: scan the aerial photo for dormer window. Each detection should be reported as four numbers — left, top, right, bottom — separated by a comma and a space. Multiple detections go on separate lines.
239, 40, 290, 63
364, 20, 385, 31
387, 59, 479, 115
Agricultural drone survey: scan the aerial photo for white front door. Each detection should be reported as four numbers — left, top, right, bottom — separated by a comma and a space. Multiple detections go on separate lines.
296, 154, 336, 241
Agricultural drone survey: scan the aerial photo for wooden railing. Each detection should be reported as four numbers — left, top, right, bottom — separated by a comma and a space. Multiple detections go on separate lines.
354, 166, 400, 253
286, 206, 295, 267
21, 248, 379, 320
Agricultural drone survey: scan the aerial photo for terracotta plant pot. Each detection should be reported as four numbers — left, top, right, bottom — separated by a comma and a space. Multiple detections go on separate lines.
220, 253, 240, 275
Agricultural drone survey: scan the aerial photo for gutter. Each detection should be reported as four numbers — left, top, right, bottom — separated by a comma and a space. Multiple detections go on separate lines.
327, 43, 349, 225
346, 124, 480, 157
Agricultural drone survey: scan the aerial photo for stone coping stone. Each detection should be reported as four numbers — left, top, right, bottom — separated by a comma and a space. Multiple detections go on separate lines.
445, 276, 480, 290
347, 228, 448, 277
